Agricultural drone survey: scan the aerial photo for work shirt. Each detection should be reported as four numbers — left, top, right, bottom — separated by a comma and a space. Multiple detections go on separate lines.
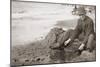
70, 16, 95, 44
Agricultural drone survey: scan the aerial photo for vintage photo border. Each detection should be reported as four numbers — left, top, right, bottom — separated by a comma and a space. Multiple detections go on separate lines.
10, 0, 96, 66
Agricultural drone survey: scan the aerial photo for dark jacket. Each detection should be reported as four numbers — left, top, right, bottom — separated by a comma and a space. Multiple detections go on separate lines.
70, 16, 95, 44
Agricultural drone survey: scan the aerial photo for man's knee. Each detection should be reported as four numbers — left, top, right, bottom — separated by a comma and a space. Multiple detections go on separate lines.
88, 34, 94, 40
86, 34, 95, 51
87, 34, 94, 44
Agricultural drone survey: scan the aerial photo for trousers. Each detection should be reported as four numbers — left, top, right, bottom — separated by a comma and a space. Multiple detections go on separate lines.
57, 29, 95, 51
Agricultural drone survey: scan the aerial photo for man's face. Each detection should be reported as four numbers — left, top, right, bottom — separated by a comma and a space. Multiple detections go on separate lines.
79, 14, 86, 20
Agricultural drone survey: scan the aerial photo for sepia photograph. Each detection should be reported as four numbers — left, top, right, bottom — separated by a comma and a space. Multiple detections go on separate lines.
11, 0, 96, 66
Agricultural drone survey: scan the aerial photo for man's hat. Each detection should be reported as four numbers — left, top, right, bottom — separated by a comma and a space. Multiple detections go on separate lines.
77, 7, 86, 15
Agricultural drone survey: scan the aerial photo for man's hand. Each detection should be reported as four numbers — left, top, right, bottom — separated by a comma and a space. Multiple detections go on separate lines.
64, 38, 71, 46
78, 43, 85, 50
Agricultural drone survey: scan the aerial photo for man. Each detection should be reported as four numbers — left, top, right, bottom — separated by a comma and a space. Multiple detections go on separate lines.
64, 7, 95, 54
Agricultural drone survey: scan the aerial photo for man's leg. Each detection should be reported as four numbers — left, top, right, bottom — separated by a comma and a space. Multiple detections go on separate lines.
57, 29, 74, 47
49, 29, 74, 49
86, 34, 95, 52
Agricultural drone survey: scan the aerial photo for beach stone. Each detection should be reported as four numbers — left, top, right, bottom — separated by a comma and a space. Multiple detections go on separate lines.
44, 27, 65, 46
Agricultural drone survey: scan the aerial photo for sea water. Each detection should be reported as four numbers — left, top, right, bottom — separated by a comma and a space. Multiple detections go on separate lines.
11, 1, 85, 46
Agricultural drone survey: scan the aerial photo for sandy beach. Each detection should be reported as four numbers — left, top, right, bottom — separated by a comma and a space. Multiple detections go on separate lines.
11, 1, 96, 66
